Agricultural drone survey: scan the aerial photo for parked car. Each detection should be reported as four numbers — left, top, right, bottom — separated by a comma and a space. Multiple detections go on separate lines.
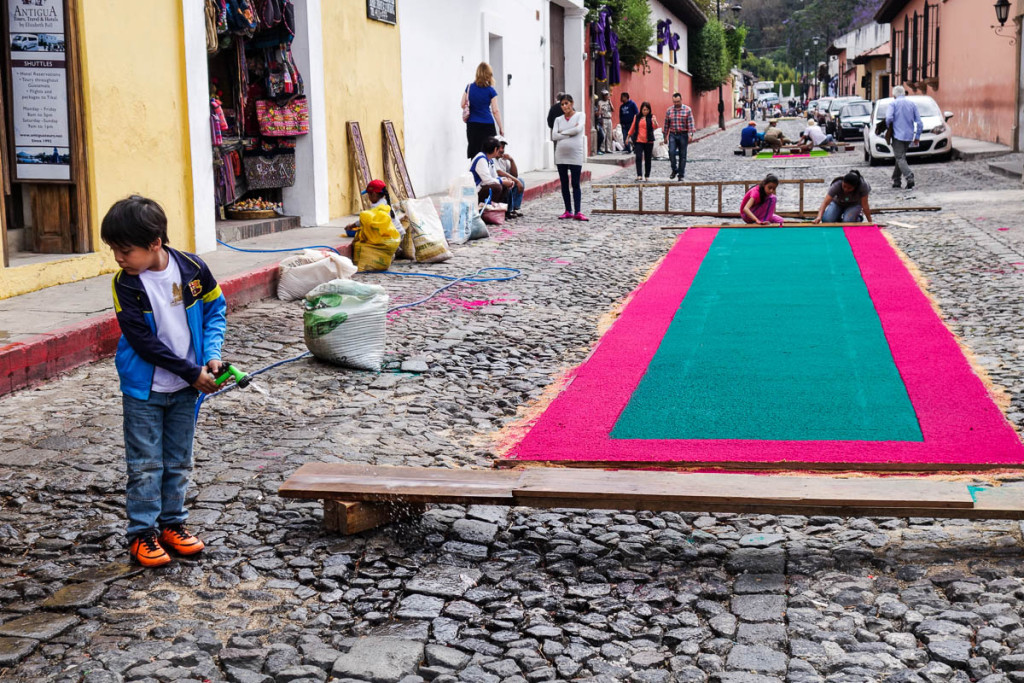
823, 97, 867, 134
835, 100, 873, 140
864, 95, 954, 165
11, 34, 38, 51
811, 97, 833, 124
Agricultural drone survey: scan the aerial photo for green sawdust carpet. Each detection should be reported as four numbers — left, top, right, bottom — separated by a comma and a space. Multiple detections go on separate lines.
611, 228, 924, 442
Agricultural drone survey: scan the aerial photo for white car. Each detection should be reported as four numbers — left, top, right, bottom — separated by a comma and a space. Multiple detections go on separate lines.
864, 95, 954, 165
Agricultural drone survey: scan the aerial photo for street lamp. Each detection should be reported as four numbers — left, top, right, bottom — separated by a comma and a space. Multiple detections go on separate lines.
995, 0, 1011, 26
716, 1, 741, 129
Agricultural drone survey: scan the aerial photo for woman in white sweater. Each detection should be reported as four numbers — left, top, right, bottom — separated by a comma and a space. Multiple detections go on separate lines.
551, 94, 588, 221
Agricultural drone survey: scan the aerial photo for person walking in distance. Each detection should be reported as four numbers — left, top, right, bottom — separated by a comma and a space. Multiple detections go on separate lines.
596, 89, 614, 154
885, 85, 923, 190
627, 101, 658, 182
619, 92, 638, 154
551, 94, 588, 221
664, 92, 695, 180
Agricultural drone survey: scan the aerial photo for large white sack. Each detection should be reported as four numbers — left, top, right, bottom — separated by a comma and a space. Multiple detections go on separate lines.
303, 279, 388, 371
278, 249, 357, 301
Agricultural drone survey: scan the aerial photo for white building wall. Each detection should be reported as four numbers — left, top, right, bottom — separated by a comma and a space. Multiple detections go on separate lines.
648, 0, 690, 73
400, 0, 584, 196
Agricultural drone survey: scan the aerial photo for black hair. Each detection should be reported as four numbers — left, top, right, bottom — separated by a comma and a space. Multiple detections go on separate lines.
482, 137, 501, 154
620, 92, 630, 99
672, 92, 682, 98
842, 170, 863, 188
560, 93, 574, 104
633, 101, 654, 143
101, 195, 169, 249
758, 173, 779, 203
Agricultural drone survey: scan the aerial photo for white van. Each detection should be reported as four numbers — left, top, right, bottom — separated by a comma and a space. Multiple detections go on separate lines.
12, 35, 38, 52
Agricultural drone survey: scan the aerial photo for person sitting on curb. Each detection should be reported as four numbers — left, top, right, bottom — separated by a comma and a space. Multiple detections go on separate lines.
798, 118, 838, 153
740, 121, 761, 151
345, 179, 404, 240
812, 170, 873, 224
494, 136, 525, 219
469, 137, 513, 212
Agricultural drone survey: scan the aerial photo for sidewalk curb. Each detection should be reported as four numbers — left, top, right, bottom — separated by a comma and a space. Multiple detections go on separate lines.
0, 175, 584, 397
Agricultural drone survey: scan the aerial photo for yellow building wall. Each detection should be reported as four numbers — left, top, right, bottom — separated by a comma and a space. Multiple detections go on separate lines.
0, 1, 192, 299
321, 3, 404, 218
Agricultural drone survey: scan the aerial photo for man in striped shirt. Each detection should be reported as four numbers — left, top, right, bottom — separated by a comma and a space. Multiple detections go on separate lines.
664, 92, 696, 180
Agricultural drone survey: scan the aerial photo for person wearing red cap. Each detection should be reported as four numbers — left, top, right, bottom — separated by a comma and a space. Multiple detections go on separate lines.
348, 179, 403, 239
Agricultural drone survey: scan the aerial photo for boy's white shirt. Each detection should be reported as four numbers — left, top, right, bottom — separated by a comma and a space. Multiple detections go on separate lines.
139, 257, 196, 392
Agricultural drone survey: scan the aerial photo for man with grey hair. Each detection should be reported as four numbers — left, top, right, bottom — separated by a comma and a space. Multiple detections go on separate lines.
885, 85, 923, 189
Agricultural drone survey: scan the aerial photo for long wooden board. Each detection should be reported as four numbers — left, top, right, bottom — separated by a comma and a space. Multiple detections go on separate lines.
346, 121, 373, 210
274, 463, 1024, 525
381, 120, 415, 201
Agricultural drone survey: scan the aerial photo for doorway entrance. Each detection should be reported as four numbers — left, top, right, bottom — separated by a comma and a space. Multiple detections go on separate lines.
549, 3, 565, 102
488, 33, 503, 123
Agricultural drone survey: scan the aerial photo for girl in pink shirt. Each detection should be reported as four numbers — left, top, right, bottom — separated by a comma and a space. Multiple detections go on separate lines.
741, 174, 784, 225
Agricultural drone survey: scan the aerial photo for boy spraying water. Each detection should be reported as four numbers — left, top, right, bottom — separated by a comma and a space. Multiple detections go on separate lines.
102, 196, 226, 566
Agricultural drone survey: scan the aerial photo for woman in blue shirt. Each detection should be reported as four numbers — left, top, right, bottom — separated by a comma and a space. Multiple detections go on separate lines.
461, 62, 505, 159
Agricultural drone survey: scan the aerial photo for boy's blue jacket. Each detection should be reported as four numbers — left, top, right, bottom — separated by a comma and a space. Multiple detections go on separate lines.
110, 247, 226, 400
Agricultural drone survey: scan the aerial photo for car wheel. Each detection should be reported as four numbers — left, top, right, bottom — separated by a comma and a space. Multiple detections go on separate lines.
868, 149, 881, 167
863, 146, 870, 162
836, 128, 844, 142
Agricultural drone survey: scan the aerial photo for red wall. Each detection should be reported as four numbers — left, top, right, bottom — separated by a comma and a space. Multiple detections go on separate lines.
890, 0, 1015, 144
596, 56, 734, 137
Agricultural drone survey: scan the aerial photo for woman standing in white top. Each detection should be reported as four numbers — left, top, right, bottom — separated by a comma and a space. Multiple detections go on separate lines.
551, 94, 588, 221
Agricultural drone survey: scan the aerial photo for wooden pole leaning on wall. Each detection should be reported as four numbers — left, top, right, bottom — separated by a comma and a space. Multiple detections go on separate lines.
381, 120, 416, 201
346, 121, 374, 210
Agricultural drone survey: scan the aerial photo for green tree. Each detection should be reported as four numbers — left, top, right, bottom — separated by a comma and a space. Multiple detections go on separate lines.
725, 25, 747, 67
584, 0, 655, 71
689, 19, 728, 93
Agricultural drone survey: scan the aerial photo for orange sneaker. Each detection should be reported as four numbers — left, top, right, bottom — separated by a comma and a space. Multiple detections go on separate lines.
129, 533, 171, 567
159, 525, 205, 556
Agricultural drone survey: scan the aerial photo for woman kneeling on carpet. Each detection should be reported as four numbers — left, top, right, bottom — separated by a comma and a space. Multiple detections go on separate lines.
812, 170, 873, 224
741, 174, 784, 226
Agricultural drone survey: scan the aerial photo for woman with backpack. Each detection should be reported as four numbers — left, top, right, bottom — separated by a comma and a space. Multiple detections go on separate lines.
461, 63, 504, 159
627, 101, 658, 182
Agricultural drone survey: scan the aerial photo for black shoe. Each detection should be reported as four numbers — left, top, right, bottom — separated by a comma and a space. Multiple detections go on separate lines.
906, 180, 915, 190
892, 181, 901, 188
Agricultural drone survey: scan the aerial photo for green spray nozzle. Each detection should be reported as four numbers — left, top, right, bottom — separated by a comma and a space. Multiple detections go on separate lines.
214, 362, 252, 388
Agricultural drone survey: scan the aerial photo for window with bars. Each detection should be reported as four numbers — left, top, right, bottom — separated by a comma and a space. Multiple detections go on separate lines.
890, 3, 940, 84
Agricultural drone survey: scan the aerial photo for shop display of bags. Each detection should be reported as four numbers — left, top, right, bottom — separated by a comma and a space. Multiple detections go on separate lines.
304, 279, 389, 371
243, 149, 296, 188
401, 198, 453, 264
353, 204, 401, 272
255, 97, 309, 136
277, 249, 357, 301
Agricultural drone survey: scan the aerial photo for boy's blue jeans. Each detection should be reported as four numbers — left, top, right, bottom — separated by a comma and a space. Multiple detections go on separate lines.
122, 387, 198, 539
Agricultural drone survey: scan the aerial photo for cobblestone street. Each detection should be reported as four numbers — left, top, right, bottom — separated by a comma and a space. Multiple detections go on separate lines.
3, 123, 1024, 683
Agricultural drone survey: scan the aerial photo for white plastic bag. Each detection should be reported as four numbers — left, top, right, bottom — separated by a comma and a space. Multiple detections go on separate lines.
277, 249, 357, 301
439, 198, 471, 244
448, 172, 477, 202
303, 279, 389, 371
401, 198, 452, 263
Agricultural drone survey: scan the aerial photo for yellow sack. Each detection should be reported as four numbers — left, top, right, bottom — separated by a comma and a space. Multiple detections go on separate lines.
354, 205, 400, 271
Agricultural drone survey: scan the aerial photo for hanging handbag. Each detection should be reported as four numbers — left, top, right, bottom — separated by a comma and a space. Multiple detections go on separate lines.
243, 149, 296, 189
255, 97, 309, 136
462, 85, 471, 122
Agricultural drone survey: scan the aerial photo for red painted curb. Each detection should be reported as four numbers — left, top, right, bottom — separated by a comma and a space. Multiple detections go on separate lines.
0, 242, 351, 398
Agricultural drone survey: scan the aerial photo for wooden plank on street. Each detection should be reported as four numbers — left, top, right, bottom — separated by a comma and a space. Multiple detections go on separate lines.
279, 463, 518, 504
277, 463, 1024, 526
512, 468, 973, 510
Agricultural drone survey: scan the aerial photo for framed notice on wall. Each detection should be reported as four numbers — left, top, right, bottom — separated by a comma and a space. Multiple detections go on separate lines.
5, 0, 71, 182
366, 0, 396, 25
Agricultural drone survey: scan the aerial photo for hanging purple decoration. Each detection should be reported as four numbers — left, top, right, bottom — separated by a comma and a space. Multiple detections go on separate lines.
608, 29, 621, 85
593, 9, 609, 83
669, 32, 680, 65
657, 19, 672, 58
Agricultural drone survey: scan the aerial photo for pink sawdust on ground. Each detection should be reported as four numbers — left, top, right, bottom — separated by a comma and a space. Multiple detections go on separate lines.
507, 227, 1024, 467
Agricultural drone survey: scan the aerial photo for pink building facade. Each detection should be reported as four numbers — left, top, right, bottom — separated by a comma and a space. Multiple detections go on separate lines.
876, 0, 1017, 145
